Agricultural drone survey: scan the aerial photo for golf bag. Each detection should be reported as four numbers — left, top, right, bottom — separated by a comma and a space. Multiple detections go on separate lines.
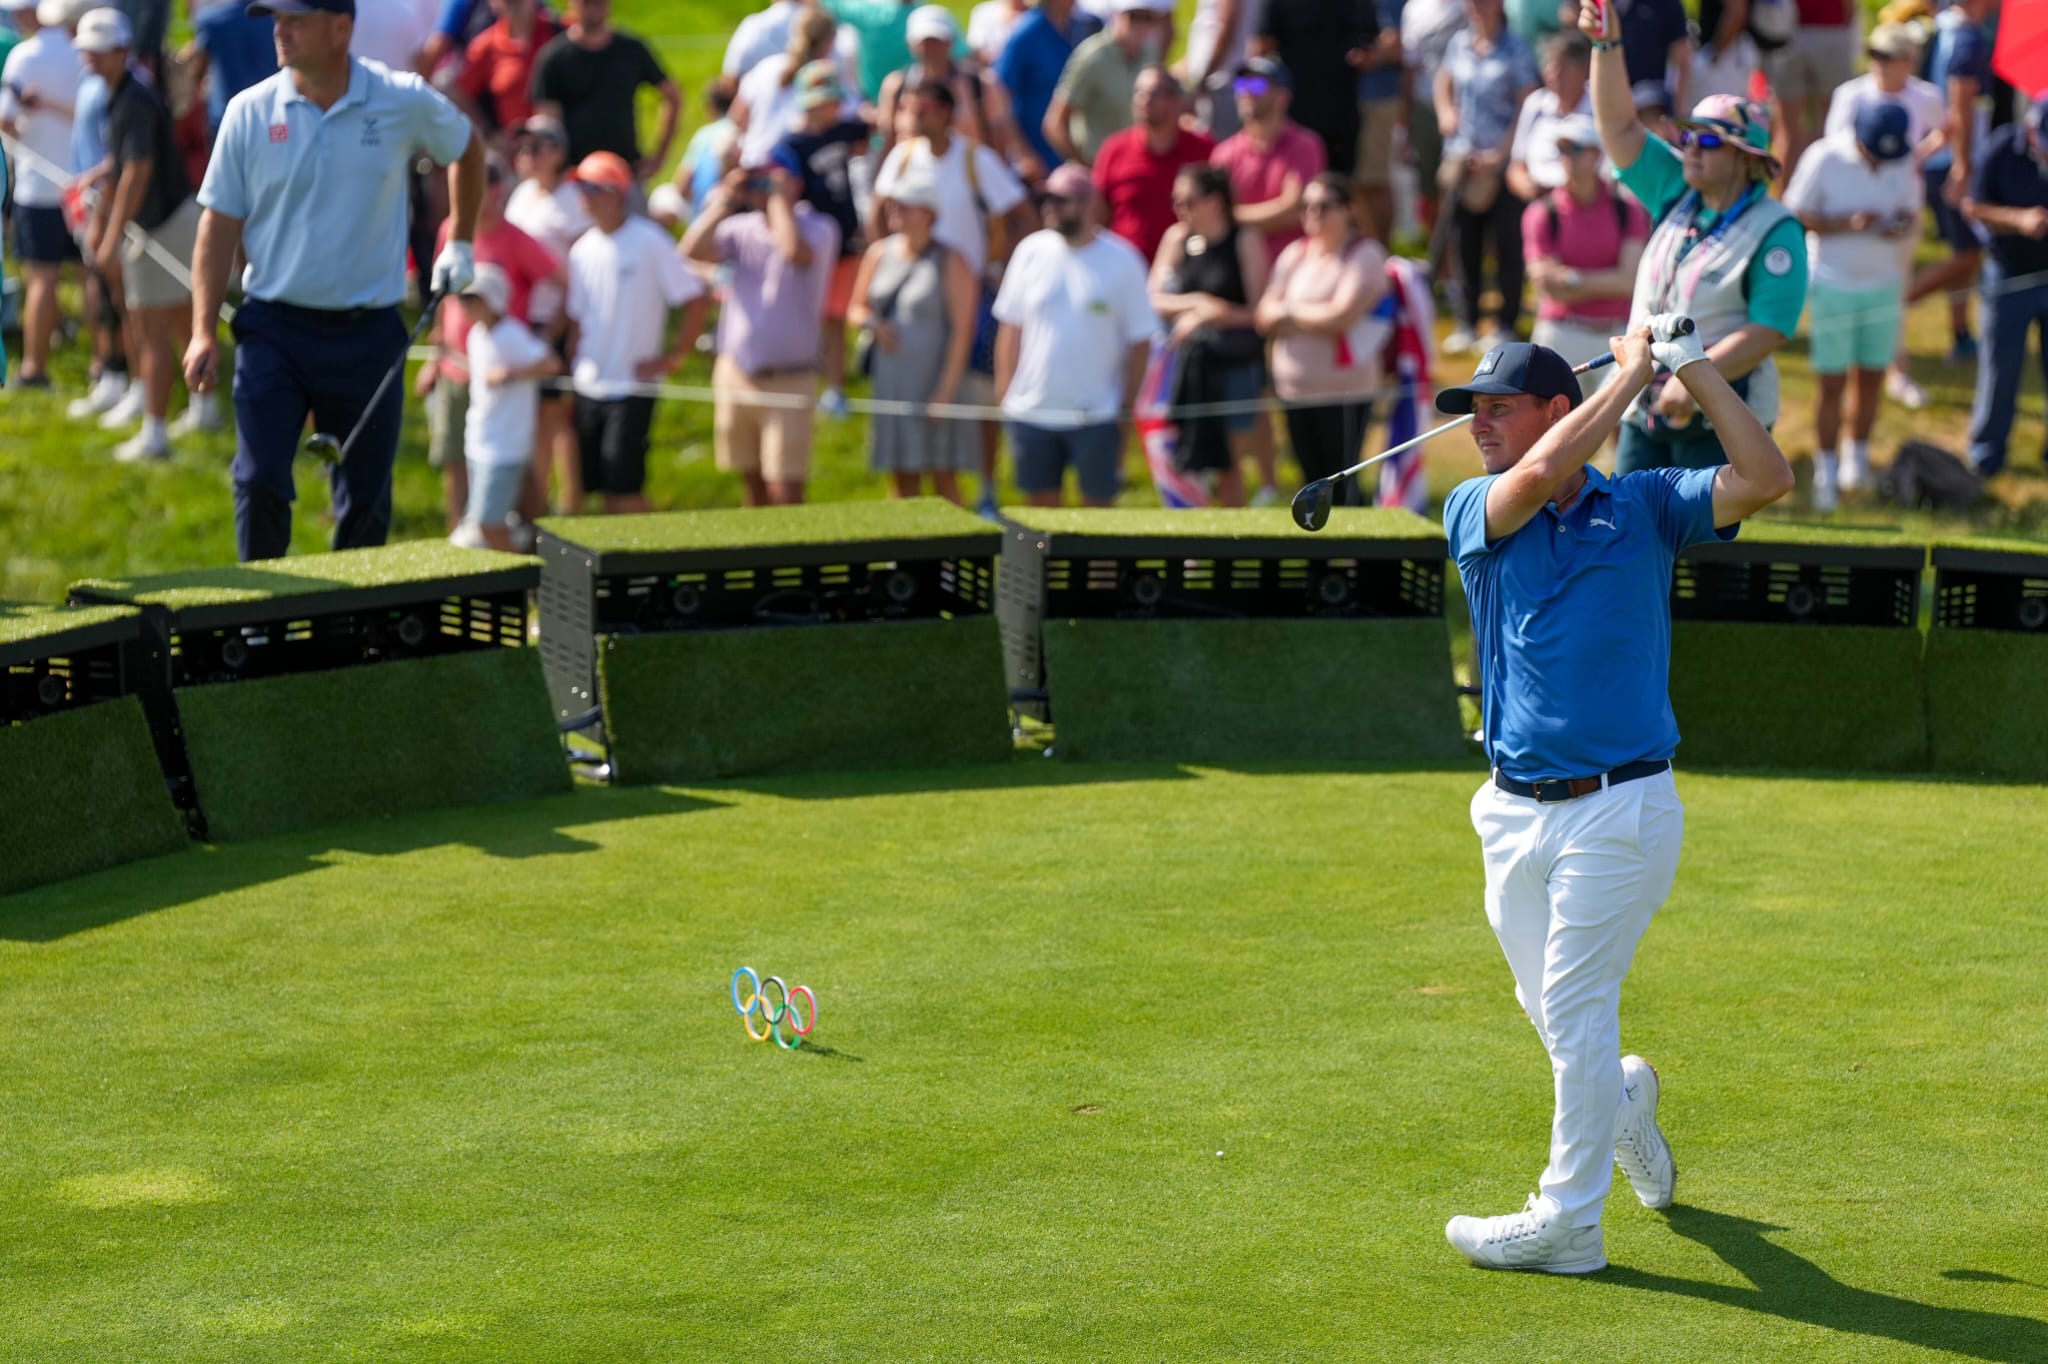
1879, 439, 1984, 512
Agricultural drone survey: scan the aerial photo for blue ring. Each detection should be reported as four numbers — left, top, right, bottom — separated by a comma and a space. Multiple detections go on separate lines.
731, 966, 760, 1014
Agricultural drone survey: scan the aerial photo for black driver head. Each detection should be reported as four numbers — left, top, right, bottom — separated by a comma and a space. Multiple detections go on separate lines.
303, 432, 342, 465
1291, 479, 1334, 533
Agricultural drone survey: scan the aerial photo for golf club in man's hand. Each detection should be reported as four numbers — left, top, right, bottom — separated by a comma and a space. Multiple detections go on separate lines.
302, 295, 446, 466
1290, 318, 1698, 532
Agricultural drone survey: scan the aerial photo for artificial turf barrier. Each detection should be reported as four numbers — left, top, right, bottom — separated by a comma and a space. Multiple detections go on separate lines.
0, 764, 2041, 1360
0, 697, 189, 896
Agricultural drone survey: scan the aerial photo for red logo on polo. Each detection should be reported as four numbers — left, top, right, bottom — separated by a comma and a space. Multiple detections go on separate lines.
269, 123, 289, 143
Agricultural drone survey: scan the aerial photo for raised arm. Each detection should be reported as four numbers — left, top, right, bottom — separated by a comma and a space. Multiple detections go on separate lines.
1580, 0, 1646, 171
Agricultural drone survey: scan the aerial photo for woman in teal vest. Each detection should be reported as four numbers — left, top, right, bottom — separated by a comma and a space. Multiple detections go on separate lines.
1580, 0, 1808, 474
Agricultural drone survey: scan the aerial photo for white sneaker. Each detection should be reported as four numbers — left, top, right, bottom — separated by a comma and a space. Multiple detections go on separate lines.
1442, 328, 1478, 356
1812, 455, 1839, 513
1614, 1054, 1677, 1210
113, 429, 170, 463
1886, 369, 1927, 411
448, 522, 489, 549
1249, 484, 1281, 508
169, 399, 223, 437
1445, 1194, 1607, 1274
98, 384, 147, 431
68, 371, 128, 420
1839, 449, 1870, 493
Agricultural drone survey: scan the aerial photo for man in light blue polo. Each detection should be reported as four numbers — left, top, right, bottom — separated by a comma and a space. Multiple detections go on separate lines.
1437, 318, 1793, 1275
183, 0, 484, 562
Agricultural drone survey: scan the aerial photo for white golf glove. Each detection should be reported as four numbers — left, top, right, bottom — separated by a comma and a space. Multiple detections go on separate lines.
431, 240, 476, 297
1648, 312, 1708, 374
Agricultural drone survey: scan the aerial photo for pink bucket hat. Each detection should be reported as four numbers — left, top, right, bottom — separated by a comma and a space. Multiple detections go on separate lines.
1673, 93, 1781, 180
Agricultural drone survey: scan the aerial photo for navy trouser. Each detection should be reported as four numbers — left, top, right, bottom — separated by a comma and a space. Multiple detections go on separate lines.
1967, 263, 2048, 476
230, 298, 406, 562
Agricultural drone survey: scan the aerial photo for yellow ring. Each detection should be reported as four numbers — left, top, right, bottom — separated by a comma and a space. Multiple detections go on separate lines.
742, 998, 773, 1041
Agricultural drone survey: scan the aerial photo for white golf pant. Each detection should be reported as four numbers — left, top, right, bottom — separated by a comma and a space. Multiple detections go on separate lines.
1469, 769, 1685, 1227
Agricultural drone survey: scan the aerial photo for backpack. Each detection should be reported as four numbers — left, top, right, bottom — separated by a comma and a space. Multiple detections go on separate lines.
1880, 439, 1985, 512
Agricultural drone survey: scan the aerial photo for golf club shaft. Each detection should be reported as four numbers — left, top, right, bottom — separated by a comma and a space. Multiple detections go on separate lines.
334, 293, 445, 465
1321, 352, 1620, 487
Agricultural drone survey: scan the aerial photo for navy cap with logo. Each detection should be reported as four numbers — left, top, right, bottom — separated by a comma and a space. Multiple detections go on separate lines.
247, 0, 353, 16
1436, 342, 1584, 415
1853, 101, 1911, 163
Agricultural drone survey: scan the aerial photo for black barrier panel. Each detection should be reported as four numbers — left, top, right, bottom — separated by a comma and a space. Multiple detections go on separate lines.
997, 510, 1449, 724
0, 615, 137, 724
1932, 545, 2048, 634
1672, 539, 1923, 627
535, 502, 1004, 728
162, 591, 527, 687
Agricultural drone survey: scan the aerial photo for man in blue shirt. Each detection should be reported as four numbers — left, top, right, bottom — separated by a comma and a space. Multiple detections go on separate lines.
993, 0, 1100, 172
1439, 320, 1793, 1274
184, 0, 483, 562
1962, 98, 2048, 477
187, 2, 276, 135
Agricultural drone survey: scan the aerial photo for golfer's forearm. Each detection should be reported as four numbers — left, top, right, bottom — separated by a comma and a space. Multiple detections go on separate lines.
1527, 367, 1645, 486
446, 132, 486, 243
190, 210, 241, 335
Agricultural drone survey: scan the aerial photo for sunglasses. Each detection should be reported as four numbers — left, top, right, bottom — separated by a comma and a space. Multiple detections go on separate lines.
1233, 76, 1273, 98
1676, 129, 1732, 151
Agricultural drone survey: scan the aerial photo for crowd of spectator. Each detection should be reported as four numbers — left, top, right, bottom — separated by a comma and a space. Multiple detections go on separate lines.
0, 0, 2043, 544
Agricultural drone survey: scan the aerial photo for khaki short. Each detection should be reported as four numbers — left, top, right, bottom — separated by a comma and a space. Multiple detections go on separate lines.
427, 373, 469, 469
1764, 24, 1859, 106
1356, 96, 1403, 188
121, 197, 198, 310
713, 353, 817, 483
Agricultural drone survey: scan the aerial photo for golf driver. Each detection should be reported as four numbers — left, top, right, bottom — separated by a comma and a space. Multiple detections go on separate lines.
1290, 319, 1697, 532
302, 292, 446, 466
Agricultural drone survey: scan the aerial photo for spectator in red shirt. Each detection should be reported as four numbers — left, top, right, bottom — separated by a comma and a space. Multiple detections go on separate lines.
1209, 55, 1326, 265
418, 155, 568, 535
454, 0, 563, 143
1091, 65, 1215, 262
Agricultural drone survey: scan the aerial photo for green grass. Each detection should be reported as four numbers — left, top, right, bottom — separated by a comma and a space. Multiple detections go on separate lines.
176, 648, 569, 841
0, 601, 140, 649
541, 495, 993, 554
1004, 505, 1441, 541
0, 764, 2043, 1359
597, 616, 1012, 781
68, 543, 537, 612
0, 697, 188, 894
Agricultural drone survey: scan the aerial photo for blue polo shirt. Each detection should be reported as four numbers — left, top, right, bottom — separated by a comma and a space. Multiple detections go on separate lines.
192, 3, 277, 132
1445, 464, 1735, 780
198, 58, 472, 310
995, 6, 1102, 169
1971, 123, 2048, 278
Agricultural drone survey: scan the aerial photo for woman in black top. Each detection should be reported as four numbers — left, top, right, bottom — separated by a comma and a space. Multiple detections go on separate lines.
1148, 164, 1269, 506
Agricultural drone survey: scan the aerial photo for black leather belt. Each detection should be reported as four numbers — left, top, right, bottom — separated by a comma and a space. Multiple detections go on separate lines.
1494, 759, 1671, 804
254, 298, 396, 325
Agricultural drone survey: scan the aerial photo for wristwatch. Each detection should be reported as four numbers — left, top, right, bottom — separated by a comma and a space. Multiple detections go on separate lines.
1590, 38, 1616, 51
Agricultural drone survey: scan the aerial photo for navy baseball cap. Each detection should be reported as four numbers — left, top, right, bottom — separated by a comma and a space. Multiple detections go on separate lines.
1854, 101, 1912, 162
248, 0, 353, 16
1436, 342, 1584, 415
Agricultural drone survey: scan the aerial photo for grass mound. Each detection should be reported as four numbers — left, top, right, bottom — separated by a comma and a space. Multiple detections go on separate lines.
0, 697, 187, 895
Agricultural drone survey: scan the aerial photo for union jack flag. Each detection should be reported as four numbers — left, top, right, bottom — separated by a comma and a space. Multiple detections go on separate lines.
1135, 340, 1208, 509
1375, 257, 1436, 515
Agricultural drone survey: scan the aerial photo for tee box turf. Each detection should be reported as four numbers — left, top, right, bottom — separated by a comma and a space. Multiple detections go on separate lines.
0, 602, 187, 895
69, 544, 568, 842
534, 499, 1012, 782
996, 507, 1464, 764
1926, 537, 2048, 779
1669, 524, 1927, 772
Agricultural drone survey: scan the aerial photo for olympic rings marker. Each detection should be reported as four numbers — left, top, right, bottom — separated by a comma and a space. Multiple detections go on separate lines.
731, 967, 818, 1050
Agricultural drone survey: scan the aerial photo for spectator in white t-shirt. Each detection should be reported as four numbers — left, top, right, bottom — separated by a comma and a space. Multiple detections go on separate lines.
0, 0, 82, 387
1821, 21, 1945, 411
731, 6, 859, 170
1507, 31, 1594, 203
351, 0, 437, 73
993, 162, 1159, 507
1783, 102, 1923, 511
453, 264, 562, 549
968, 0, 1028, 66
563, 151, 708, 514
504, 114, 592, 511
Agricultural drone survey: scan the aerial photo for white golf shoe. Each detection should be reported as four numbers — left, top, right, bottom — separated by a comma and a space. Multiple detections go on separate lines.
68, 370, 128, 420
98, 383, 147, 430
1445, 1194, 1606, 1274
1614, 1054, 1676, 1210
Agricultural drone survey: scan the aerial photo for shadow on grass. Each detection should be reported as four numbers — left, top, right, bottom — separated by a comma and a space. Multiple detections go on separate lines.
0, 785, 728, 943
1596, 1205, 2048, 1362
695, 757, 1201, 802
793, 1043, 863, 1062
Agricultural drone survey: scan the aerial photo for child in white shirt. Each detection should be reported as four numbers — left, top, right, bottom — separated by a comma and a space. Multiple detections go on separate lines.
456, 264, 561, 550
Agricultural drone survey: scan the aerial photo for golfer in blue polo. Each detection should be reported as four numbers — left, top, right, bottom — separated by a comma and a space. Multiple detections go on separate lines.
184, 0, 484, 562
1438, 318, 1793, 1274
